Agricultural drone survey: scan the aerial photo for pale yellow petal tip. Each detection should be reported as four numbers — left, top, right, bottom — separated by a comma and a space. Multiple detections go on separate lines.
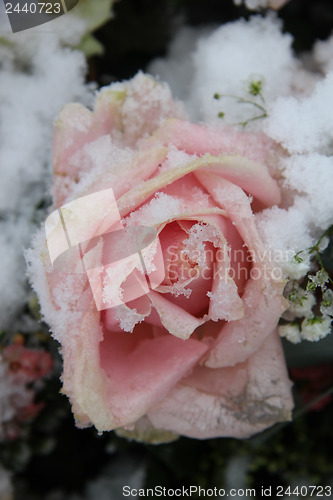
115, 423, 179, 445
95, 88, 127, 106
70, 405, 93, 429
54, 102, 92, 129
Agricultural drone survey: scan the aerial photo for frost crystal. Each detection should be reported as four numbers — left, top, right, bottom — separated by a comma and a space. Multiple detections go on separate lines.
287, 288, 316, 319
307, 270, 329, 292
321, 289, 333, 318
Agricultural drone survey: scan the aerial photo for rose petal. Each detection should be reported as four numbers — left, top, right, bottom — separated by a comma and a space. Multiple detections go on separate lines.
52, 88, 128, 207
117, 153, 280, 218
144, 119, 281, 207
195, 172, 269, 264
208, 260, 244, 322
148, 291, 206, 340
106, 73, 185, 148
93, 87, 125, 136
99, 325, 208, 428
145, 118, 272, 163
60, 307, 208, 431
61, 306, 111, 430
204, 276, 287, 368
147, 330, 293, 439
79, 146, 168, 202
53, 103, 94, 177
195, 172, 287, 366
194, 213, 250, 294
103, 295, 152, 333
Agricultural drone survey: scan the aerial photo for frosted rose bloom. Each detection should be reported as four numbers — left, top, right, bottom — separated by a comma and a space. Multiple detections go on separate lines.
28, 74, 293, 440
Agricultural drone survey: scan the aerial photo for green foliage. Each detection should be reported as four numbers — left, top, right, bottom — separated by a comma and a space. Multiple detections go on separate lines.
288, 226, 333, 333
71, 0, 116, 56
214, 77, 267, 127
248, 79, 262, 97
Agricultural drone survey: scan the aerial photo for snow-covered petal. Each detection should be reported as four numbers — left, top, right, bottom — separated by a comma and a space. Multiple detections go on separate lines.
147, 330, 293, 439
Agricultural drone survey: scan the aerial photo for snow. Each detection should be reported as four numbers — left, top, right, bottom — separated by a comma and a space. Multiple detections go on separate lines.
126, 192, 183, 227
266, 73, 333, 155
314, 32, 333, 74
150, 16, 316, 126
0, 18, 92, 330
149, 25, 212, 103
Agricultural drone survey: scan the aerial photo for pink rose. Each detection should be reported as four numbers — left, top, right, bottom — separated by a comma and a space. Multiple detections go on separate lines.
2, 344, 53, 383
29, 73, 293, 440
1, 343, 53, 440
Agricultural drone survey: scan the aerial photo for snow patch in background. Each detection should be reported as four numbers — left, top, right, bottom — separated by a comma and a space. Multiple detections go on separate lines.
0, 20, 92, 330
150, 25, 213, 103
151, 16, 318, 127
266, 73, 333, 155
314, 33, 333, 73
189, 15, 317, 125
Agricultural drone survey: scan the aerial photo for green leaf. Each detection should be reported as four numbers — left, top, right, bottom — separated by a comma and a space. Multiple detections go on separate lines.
72, 0, 116, 35
76, 33, 105, 57
249, 80, 262, 96
70, 0, 117, 57
0, 37, 15, 48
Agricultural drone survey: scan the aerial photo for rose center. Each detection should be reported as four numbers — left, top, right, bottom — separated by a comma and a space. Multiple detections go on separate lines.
168, 246, 199, 284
